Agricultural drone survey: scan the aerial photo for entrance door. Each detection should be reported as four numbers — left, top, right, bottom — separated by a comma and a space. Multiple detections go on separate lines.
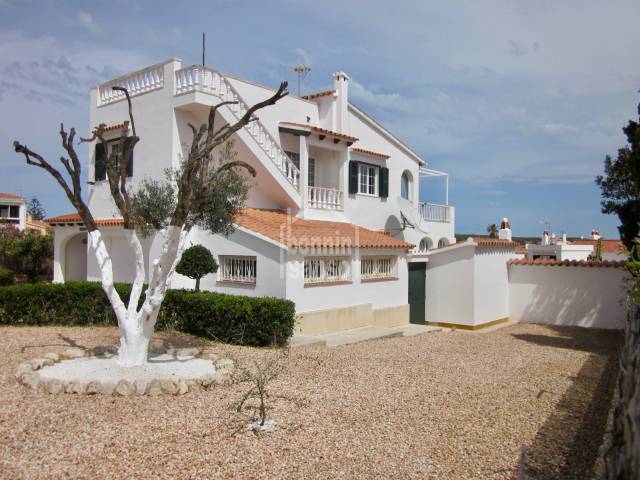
408, 262, 426, 324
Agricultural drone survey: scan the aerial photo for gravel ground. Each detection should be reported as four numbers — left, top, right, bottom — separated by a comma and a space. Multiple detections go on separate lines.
0, 324, 621, 479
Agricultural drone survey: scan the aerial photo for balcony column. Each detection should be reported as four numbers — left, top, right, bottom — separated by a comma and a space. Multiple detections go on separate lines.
445, 174, 449, 205
299, 134, 309, 216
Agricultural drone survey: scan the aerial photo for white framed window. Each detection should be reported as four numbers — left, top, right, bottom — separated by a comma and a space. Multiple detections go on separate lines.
218, 256, 257, 284
358, 164, 378, 196
0, 204, 20, 219
304, 257, 351, 285
400, 171, 412, 200
361, 256, 398, 281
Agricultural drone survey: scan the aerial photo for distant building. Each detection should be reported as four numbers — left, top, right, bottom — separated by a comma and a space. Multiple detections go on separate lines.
524, 230, 626, 261
0, 193, 26, 231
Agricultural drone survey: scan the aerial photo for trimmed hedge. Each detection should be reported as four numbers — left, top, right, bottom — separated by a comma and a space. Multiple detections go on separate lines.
0, 281, 295, 347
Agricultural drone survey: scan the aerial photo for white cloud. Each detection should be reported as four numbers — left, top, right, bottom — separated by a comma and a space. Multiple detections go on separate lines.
78, 10, 101, 35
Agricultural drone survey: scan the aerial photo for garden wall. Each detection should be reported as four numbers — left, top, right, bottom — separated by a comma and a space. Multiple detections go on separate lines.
508, 260, 628, 329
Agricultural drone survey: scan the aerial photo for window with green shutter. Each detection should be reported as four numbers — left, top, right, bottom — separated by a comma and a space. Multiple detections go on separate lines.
94, 143, 106, 181
379, 167, 389, 198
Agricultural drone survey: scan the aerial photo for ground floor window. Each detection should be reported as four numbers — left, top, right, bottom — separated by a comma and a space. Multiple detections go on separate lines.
218, 255, 257, 284
304, 257, 351, 285
361, 256, 398, 281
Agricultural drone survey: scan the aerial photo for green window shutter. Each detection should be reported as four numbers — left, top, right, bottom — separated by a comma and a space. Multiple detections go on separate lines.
94, 143, 106, 181
349, 161, 359, 194
124, 137, 134, 177
379, 167, 389, 198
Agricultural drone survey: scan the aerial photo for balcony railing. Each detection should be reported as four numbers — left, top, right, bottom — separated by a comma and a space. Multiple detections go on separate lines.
419, 203, 451, 223
307, 187, 343, 210
98, 63, 164, 106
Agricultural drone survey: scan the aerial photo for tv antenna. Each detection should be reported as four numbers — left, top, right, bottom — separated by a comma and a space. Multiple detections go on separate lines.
293, 65, 310, 96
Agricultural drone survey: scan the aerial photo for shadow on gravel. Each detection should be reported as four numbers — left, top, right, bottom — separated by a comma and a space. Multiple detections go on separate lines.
512, 327, 621, 479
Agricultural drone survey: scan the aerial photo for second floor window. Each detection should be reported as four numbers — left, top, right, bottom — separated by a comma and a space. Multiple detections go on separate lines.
95, 138, 134, 182
358, 164, 378, 196
0, 205, 20, 219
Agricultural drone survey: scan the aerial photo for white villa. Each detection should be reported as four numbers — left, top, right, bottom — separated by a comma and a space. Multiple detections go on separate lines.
0, 193, 27, 231
47, 58, 456, 334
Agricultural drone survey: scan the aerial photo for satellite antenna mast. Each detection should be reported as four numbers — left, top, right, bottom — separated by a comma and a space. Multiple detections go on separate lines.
202, 32, 205, 67
293, 65, 310, 96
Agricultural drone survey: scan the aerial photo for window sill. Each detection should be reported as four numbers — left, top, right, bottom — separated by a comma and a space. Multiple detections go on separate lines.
361, 276, 399, 283
216, 280, 256, 287
304, 280, 352, 288
356, 192, 379, 198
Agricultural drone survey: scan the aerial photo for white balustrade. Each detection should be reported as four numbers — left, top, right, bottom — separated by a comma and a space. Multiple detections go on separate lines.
174, 65, 301, 190
307, 186, 344, 210
419, 203, 451, 223
98, 64, 164, 106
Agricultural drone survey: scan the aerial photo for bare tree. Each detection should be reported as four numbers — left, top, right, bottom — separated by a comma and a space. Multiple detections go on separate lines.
14, 82, 288, 367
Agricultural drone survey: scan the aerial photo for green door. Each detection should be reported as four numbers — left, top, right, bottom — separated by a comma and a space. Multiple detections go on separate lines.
408, 262, 426, 324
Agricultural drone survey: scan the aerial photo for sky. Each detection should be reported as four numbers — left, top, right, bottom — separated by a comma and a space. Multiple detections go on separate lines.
0, 0, 638, 237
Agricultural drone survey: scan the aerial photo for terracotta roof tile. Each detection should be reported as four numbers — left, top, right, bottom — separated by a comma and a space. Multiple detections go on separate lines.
301, 89, 335, 100
279, 121, 358, 143
46, 209, 413, 250
351, 147, 390, 160
507, 258, 626, 268
471, 237, 517, 248
46, 213, 124, 226
571, 239, 626, 254
0, 192, 24, 201
236, 208, 413, 250
95, 122, 127, 133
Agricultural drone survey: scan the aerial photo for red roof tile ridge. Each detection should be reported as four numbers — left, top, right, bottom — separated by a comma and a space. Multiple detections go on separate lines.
507, 258, 626, 268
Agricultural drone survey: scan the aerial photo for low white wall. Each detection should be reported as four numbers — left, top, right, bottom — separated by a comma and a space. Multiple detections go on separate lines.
508, 264, 628, 329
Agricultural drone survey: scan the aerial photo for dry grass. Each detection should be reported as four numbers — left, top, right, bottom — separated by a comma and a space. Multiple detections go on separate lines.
0, 323, 621, 479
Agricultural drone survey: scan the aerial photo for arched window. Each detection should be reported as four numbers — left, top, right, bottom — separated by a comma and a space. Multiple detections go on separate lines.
418, 237, 433, 252
437, 238, 450, 249
400, 170, 412, 200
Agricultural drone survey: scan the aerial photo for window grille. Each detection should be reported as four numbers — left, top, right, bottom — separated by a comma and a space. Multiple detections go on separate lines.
361, 256, 397, 280
219, 256, 257, 284
304, 257, 351, 284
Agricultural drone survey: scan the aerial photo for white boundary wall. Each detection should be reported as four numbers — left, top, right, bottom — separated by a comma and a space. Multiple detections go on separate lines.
508, 264, 628, 329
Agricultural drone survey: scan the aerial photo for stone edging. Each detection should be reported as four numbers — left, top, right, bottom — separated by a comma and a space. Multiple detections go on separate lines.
14, 347, 234, 396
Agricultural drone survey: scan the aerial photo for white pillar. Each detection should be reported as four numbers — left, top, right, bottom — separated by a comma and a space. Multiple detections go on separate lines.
445, 174, 449, 206
300, 134, 309, 216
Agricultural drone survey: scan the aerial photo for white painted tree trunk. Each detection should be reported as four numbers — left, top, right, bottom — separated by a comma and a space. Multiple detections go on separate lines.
88, 225, 187, 367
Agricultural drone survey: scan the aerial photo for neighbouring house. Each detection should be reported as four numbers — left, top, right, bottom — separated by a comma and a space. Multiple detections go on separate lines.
524, 230, 627, 262
571, 238, 627, 261
0, 193, 26, 231
46, 58, 455, 334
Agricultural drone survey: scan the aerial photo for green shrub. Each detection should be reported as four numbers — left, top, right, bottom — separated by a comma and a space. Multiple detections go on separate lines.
0, 268, 15, 286
159, 290, 295, 347
0, 281, 295, 346
175, 244, 218, 292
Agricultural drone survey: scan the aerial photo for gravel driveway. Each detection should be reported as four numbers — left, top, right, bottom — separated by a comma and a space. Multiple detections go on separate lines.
0, 323, 621, 479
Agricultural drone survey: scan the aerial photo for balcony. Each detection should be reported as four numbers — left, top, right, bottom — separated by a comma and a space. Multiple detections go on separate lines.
307, 186, 343, 210
419, 203, 451, 223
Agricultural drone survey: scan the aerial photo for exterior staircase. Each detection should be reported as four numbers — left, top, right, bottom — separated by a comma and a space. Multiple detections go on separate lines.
174, 65, 301, 194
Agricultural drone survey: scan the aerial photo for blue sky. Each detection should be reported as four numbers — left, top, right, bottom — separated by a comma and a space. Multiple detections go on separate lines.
1, 0, 638, 237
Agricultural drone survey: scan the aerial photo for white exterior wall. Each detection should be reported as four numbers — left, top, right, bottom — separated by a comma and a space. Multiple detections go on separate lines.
473, 248, 516, 325
170, 227, 286, 299
286, 248, 408, 313
425, 243, 475, 326
52, 225, 87, 282
426, 241, 518, 327
508, 264, 628, 329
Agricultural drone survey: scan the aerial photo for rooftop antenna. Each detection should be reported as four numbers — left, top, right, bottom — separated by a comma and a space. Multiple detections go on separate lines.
293, 65, 310, 96
202, 32, 205, 67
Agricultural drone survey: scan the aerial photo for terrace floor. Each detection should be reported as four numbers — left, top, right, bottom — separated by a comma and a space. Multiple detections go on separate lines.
0, 323, 621, 479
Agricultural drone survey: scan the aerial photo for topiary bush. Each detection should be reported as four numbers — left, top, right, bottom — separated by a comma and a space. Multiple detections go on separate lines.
0, 268, 15, 286
175, 244, 218, 292
0, 281, 295, 346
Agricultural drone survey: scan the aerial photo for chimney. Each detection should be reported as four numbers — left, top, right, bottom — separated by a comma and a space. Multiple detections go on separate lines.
332, 71, 349, 134
498, 217, 512, 241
